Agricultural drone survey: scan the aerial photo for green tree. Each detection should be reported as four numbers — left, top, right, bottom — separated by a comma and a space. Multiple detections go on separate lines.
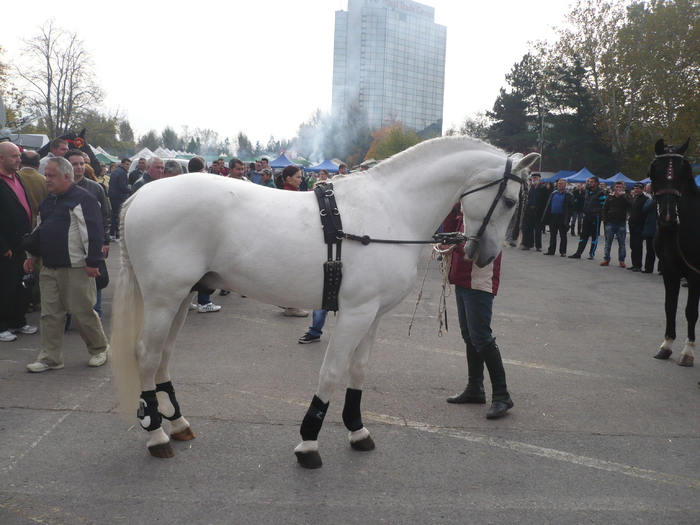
365, 121, 420, 161
236, 131, 253, 157
138, 130, 161, 151
161, 126, 180, 150
445, 112, 491, 140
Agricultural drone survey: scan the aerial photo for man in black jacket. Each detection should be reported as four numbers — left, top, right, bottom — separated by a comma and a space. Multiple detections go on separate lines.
542, 179, 575, 257
0, 142, 37, 342
569, 177, 606, 260
520, 173, 549, 251
24, 156, 109, 372
107, 158, 131, 241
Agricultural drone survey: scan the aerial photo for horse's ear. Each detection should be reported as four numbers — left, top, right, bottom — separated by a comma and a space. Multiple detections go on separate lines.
512, 153, 539, 174
655, 139, 666, 155
677, 137, 690, 156
79, 129, 86, 137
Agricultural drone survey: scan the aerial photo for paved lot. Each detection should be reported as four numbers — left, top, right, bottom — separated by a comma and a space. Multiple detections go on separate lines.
1, 240, 699, 524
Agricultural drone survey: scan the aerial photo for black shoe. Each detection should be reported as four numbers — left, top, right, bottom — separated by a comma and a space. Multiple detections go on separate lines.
587, 255, 595, 260
632, 267, 641, 272
521, 246, 530, 251
486, 397, 514, 419
219, 290, 231, 296
560, 253, 566, 257
536, 248, 542, 252
568, 253, 581, 259
298, 332, 321, 344
641, 269, 653, 273
543, 251, 555, 256
446, 388, 486, 404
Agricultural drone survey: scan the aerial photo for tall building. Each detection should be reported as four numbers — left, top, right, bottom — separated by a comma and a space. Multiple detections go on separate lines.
332, 0, 446, 134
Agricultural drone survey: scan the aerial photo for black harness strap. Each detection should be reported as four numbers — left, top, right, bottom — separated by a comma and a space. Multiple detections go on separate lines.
314, 184, 343, 312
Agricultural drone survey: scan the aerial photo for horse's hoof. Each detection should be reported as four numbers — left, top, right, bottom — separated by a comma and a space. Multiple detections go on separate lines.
171, 427, 196, 441
295, 450, 323, 469
654, 348, 672, 359
148, 441, 175, 458
350, 436, 376, 451
678, 355, 694, 367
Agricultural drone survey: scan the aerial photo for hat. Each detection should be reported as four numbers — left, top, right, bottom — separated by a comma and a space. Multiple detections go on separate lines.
261, 168, 272, 175
531, 173, 541, 178
634, 182, 644, 189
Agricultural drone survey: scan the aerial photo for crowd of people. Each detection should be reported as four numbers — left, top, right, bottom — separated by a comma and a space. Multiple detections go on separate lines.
516, 173, 658, 273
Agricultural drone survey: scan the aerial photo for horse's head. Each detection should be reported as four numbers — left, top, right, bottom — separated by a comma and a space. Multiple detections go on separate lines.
649, 138, 695, 226
460, 152, 539, 267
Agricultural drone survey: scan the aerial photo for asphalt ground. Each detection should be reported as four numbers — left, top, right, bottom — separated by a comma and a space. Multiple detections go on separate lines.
1, 237, 700, 525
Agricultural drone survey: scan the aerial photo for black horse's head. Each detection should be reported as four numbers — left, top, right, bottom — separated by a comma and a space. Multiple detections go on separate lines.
649, 138, 697, 226
37, 129, 102, 176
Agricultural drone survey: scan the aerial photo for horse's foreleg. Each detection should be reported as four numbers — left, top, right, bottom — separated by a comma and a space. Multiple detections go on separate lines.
655, 275, 681, 360
294, 308, 378, 468
343, 317, 382, 452
136, 306, 181, 458
156, 296, 196, 441
678, 285, 700, 367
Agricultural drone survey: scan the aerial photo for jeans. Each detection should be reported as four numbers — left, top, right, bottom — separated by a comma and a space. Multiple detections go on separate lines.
603, 222, 627, 262
308, 310, 328, 337
94, 288, 102, 318
454, 286, 494, 352
197, 292, 211, 305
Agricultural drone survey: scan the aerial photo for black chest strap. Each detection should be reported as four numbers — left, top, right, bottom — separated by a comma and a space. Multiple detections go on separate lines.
314, 183, 343, 312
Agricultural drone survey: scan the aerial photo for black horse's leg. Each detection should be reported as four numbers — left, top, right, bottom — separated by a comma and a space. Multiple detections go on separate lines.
678, 283, 700, 367
655, 273, 680, 359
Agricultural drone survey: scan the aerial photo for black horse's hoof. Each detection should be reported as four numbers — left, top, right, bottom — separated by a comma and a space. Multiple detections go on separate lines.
350, 436, 376, 451
678, 355, 694, 367
295, 450, 323, 469
654, 348, 672, 360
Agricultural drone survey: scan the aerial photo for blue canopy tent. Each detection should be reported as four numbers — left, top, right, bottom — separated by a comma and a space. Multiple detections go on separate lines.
565, 167, 597, 184
268, 153, 299, 169
696, 174, 700, 186
602, 172, 637, 189
306, 159, 340, 173
541, 170, 575, 184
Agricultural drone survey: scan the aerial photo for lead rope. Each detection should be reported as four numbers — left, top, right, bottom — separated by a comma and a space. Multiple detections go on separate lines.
408, 245, 453, 337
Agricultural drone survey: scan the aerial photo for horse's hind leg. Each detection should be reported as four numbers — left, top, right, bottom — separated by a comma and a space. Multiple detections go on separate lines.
655, 274, 680, 359
678, 284, 700, 367
136, 303, 183, 458
343, 316, 382, 452
156, 294, 196, 440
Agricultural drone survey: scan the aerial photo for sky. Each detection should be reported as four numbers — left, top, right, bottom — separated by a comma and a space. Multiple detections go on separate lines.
2, 0, 574, 151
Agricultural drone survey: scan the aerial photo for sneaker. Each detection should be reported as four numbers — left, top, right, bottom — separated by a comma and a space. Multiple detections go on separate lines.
219, 290, 231, 296
188, 303, 197, 311
619, 261, 627, 268
587, 256, 595, 260
12, 325, 38, 334
568, 253, 581, 259
88, 352, 108, 367
197, 302, 221, 313
600, 260, 609, 266
0, 330, 17, 342
298, 332, 321, 344
27, 361, 64, 372
284, 308, 309, 317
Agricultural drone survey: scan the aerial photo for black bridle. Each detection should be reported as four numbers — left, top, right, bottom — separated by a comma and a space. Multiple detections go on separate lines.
652, 153, 689, 224
342, 157, 522, 245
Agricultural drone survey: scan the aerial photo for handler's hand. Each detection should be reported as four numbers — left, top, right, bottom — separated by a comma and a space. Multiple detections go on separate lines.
86, 266, 100, 278
3, 249, 11, 258
23, 258, 34, 273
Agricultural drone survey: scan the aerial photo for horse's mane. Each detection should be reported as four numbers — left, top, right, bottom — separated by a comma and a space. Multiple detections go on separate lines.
341, 135, 505, 180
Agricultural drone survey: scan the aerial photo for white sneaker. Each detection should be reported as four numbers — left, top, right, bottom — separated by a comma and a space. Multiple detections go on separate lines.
197, 302, 221, 313
188, 303, 197, 311
284, 308, 309, 317
12, 325, 38, 334
0, 330, 17, 342
27, 361, 64, 372
88, 352, 108, 367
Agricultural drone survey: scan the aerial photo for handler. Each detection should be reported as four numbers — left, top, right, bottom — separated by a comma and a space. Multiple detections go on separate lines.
441, 204, 514, 419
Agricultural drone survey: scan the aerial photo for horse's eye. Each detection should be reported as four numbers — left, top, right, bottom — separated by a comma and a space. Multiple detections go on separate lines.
504, 198, 517, 209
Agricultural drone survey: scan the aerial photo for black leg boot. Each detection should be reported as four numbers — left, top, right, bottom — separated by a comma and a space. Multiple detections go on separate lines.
447, 343, 486, 404
481, 339, 514, 419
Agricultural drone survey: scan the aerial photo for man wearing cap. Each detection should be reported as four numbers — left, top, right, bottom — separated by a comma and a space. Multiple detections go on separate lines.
628, 182, 649, 272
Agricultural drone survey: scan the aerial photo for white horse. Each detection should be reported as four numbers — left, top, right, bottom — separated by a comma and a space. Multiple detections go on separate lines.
111, 136, 539, 468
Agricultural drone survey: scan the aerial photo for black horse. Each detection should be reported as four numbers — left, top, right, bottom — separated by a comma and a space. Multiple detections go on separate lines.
37, 128, 102, 177
649, 138, 700, 366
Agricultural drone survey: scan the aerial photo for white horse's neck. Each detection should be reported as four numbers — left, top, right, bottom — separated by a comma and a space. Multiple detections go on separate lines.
334, 137, 508, 239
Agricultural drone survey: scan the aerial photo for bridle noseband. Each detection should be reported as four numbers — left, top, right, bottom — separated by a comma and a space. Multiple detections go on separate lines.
459, 157, 523, 242
653, 153, 685, 198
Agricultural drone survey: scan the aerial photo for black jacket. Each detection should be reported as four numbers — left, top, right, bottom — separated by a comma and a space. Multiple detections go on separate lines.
0, 174, 31, 254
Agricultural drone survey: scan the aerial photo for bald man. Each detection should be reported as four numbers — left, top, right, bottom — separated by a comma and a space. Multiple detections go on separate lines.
0, 142, 37, 342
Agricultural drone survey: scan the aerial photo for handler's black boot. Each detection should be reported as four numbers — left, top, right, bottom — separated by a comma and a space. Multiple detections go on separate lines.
447, 343, 486, 404
481, 339, 514, 419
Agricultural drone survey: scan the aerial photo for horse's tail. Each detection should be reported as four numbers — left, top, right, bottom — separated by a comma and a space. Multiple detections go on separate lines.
110, 195, 143, 422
